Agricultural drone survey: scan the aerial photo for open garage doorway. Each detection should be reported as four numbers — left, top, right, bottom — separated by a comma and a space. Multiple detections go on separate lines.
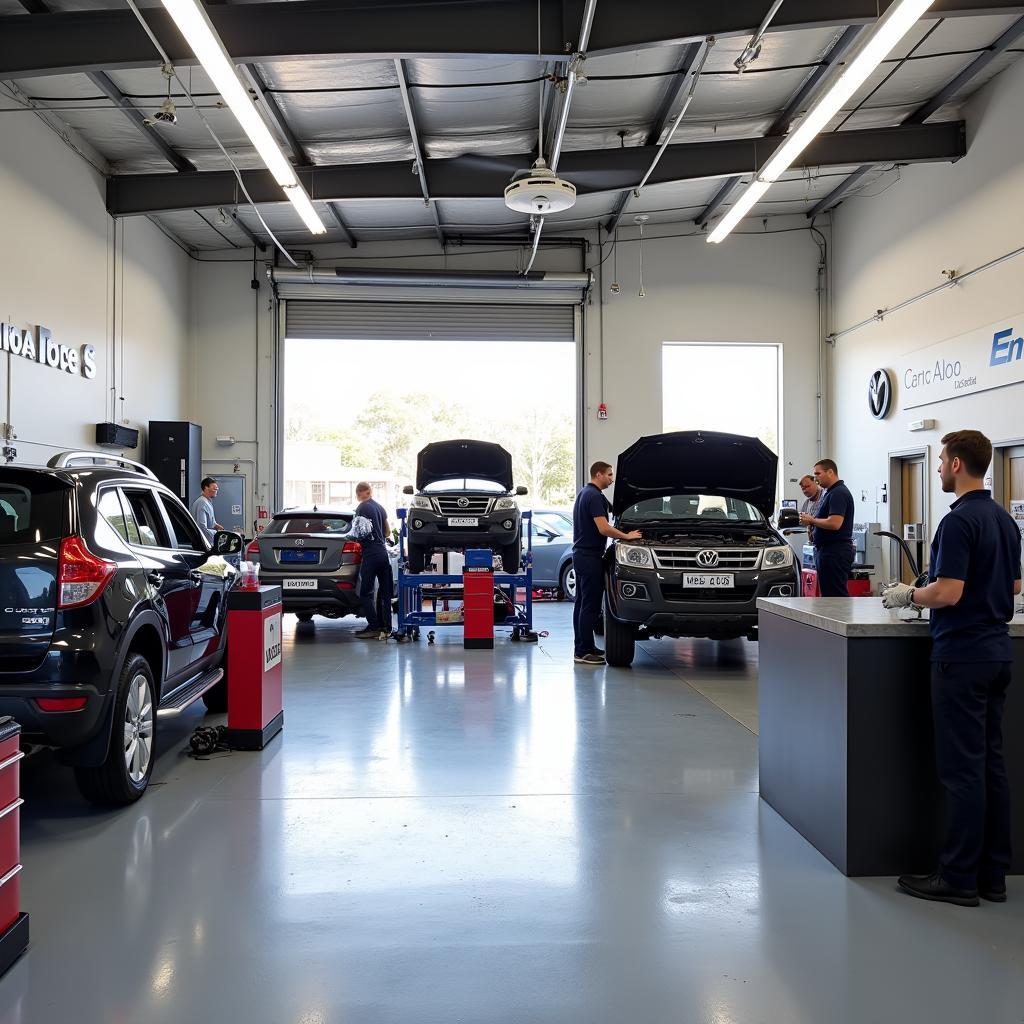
281, 326, 578, 515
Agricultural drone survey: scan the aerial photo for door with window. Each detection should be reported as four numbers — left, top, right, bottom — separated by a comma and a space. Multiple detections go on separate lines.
1002, 445, 1024, 578
157, 493, 229, 664
900, 457, 926, 583
115, 487, 198, 680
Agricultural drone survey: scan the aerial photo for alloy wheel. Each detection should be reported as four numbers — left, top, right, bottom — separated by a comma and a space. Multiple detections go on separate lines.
123, 672, 154, 785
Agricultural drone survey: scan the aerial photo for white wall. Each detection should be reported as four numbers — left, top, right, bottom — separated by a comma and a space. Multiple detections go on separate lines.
190, 225, 822, 517
0, 102, 191, 465
831, 54, 1024, 570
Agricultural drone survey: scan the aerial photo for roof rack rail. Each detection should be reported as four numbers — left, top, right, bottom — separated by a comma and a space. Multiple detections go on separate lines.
47, 451, 158, 480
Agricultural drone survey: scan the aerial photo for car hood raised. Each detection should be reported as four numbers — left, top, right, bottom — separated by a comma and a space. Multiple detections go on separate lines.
612, 431, 778, 520
416, 439, 514, 492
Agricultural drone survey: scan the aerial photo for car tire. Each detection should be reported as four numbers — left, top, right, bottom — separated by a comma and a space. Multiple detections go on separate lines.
558, 563, 576, 602
408, 543, 427, 574
604, 605, 635, 667
296, 612, 314, 623
501, 538, 522, 574
75, 653, 157, 805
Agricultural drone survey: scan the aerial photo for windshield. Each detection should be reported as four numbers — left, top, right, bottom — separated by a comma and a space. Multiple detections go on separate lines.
422, 479, 506, 494
620, 494, 764, 524
267, 515, 353, 535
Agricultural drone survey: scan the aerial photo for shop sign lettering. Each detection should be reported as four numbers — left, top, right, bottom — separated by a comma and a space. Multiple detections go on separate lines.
0, 321, 97, 380
264, 613, 282, 671
897, 313, 1024, 410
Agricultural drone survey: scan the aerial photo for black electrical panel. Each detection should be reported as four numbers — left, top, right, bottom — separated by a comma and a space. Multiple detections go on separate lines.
147, 421, 202, 507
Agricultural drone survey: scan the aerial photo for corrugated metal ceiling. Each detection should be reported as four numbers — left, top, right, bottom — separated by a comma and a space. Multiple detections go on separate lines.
4, 3, 1021, 248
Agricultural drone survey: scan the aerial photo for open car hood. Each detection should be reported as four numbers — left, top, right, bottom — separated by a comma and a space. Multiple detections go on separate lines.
612, 431, 778, 520
415, 439, 514, 492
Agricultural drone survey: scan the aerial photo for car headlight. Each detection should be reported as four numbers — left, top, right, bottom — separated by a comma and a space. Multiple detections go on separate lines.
494, 498, 518, 511
761, 546, 793, 569
615, 544, 653, 568
408, 496, 433, 511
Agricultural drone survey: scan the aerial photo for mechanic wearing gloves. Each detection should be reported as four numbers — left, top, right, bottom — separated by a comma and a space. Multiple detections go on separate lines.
883, 430, 1022, 907
799, 459, 855, 596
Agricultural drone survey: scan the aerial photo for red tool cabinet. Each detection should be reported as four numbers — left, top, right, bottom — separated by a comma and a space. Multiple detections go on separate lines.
0, 718, 28, 975
463, 561, 495, 651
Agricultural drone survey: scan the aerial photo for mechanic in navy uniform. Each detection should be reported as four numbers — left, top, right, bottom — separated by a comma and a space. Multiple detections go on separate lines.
799, 459, 856, 597
571, 461, 641, 665
884, 430, 1022, 906
353, 482, 393, 641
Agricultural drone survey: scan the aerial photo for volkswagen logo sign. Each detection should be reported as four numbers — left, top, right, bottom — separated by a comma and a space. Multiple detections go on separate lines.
868, 368, 893, 420
457, 497, 470, 508
696, 549, 719, 568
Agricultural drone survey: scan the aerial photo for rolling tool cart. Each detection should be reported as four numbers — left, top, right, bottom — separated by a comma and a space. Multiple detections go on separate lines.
395, 510, 536, 643
0, 719, 28, 975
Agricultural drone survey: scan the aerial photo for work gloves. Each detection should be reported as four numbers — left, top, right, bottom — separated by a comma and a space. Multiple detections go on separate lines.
881, 581, 921, 610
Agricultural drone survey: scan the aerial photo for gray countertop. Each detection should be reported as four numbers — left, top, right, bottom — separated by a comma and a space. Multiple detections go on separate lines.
757, 596, 1024, 639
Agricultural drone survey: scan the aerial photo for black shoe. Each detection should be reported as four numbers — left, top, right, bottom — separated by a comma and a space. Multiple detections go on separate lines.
980, 883, 1008, 903
897, 872, 979, 907
354, 628, 379, 639
591, 647, 605, 657
574, 652, 606, 665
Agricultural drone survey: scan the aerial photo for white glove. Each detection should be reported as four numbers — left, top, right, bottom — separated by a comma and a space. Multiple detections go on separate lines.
881, 581, 919, 610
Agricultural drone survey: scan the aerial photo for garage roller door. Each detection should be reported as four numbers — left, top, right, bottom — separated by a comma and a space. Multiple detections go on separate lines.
285, 301, 575, 342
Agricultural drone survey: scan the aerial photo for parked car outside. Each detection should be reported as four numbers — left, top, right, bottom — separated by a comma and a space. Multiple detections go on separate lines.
530, 510, 576, 599
603, 431, 800, 667
0, 453, 242, 804
404, 440, 528, 573
247, 507, 399, 623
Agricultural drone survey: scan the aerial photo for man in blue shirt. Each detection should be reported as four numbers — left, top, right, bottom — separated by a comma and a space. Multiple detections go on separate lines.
571, 461, 641, 665
884, 430, 1022, 906
800, 459, 855, 597
352, 482, 393, 640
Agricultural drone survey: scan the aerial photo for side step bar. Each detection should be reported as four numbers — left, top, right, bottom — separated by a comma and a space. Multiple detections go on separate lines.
157, 668, 223, 719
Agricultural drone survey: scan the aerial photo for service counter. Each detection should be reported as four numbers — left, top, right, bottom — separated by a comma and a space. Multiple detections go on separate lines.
757, 597, 1024, 876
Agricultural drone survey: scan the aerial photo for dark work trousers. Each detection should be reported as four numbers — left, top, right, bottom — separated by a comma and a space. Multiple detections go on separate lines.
931, 661, 1013, 889
814, 543, 854, 597
572, 550, 605, 657
358, 547, 393, 633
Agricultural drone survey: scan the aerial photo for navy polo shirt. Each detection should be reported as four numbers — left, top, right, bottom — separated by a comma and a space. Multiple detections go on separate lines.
928, 489, 1022, 663
812, 479, 855, 548
573, 483, 611, 555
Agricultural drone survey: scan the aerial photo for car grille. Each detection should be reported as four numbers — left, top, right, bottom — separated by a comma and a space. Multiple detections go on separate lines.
652, 547, 761, 571
435, 497, 493, 516
660, 584, 758, 603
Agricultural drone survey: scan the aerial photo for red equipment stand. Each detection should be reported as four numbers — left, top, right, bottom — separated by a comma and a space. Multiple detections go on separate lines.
801, 568, 819, 597
0, 718, 28, 976
224, 586, 284, 750
463, 552, 495, 650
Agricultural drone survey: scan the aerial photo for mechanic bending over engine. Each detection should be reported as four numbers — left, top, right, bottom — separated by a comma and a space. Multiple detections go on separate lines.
799, 459, 855, 596
883, 429, 1022, 907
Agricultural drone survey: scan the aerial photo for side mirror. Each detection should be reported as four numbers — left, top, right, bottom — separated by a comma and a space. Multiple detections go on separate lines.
213, 530, 243, 555
777, 508, 800, 530
402, 485, 415, 495
515, 486, 529, 496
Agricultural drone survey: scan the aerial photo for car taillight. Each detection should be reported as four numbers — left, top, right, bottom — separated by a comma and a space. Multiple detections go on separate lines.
343, 541, 362, 563
58, 536, 117, 609
246, 540, 261, 559
36, 697, 88, 712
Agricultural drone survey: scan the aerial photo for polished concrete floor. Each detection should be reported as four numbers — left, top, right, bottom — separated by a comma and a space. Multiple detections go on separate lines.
5, 603, 1023, 1023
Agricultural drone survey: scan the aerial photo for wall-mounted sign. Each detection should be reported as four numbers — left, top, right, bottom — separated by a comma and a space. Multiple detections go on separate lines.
1011, 501, 1024, 545
868, 368, 893, 419
898, 314, 1024, 410
0, 322, 96, 379
264, 612, 282, 671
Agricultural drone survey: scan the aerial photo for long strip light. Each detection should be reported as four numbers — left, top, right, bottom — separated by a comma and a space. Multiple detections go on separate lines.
159, 0, 326, 234
707, 0, 937, 243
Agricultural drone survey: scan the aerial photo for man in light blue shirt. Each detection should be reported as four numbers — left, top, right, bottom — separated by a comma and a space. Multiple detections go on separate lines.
191, 477, 223, 545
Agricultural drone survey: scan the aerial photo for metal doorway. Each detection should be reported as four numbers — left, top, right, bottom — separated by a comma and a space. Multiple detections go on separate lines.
888, 447, 929, 583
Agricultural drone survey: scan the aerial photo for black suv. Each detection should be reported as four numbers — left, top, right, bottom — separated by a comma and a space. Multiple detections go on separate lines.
603, 431, 800, 667
404, 440, 527, 573
0, 453, 242, 804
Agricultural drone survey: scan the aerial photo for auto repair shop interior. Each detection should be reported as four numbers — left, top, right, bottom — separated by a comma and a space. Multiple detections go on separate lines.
2, 1, 1024, 1020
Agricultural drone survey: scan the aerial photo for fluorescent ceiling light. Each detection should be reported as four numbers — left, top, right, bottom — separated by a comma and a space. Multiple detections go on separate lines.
160, 0, 326, 234
707, 0, 936, 244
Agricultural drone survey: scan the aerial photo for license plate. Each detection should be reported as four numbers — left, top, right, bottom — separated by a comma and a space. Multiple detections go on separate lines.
280, 548, 318, 563
283, 579, 318, 590
682, 573, 734, 589
447, 517, 479, 528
